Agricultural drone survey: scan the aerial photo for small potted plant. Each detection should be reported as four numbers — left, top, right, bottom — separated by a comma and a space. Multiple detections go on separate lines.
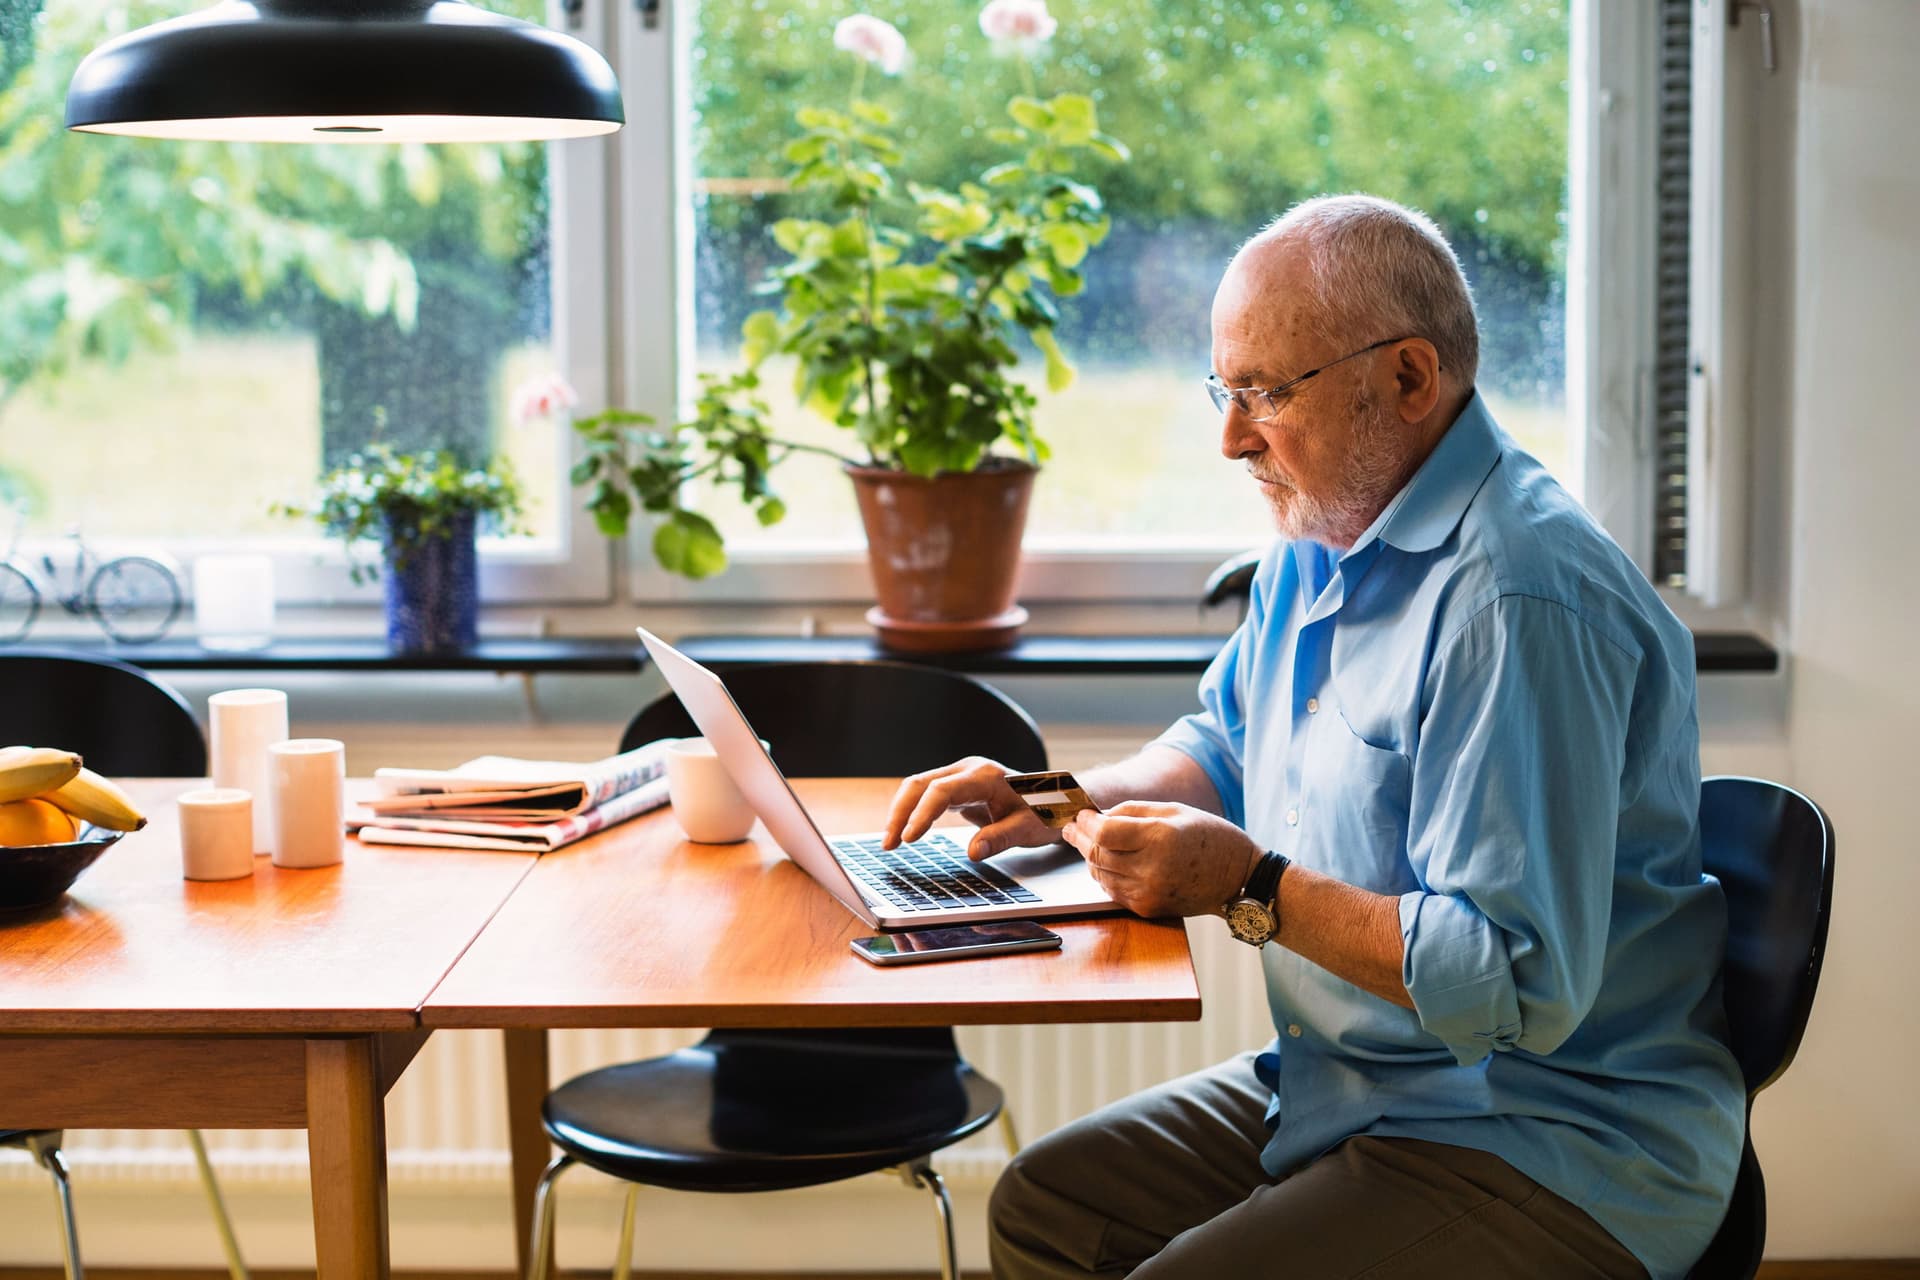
277, 437, 523, 654
527, 2, 1125, 651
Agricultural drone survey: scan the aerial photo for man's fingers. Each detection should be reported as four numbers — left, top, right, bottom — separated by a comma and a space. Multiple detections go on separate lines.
883, 761, 977, 847
1067, 811, 1155, 853
898, 760, 1004, 846
966, 813, 1035, 861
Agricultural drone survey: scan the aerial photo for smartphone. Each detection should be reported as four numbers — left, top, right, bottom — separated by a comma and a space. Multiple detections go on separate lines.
850, 920, 1063, 966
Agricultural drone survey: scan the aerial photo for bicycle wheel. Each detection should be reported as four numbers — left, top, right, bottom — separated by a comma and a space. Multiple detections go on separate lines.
0, 562, 40, 643
87, 555, 182, 644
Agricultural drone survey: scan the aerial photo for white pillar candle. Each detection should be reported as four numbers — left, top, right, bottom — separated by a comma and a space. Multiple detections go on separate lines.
269, 738, 346, 870
208, 688, 289, 855
178, 788, 256, 882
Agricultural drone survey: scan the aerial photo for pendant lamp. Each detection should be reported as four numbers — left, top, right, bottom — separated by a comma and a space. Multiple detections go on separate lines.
65, 0, 624, 143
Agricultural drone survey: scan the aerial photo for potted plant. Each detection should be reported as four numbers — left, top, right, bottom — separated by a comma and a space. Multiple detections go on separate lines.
532, 2, 1125, 651
277, 439, 523, 654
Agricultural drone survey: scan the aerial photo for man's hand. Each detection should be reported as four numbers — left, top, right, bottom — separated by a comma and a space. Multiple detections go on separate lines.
1060, 802, 1263, 919
882, 756, 1059, 860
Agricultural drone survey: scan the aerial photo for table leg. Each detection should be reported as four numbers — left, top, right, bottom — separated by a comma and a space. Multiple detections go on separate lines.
307, 1037, 389, 1280
505, 1027, 552, 1278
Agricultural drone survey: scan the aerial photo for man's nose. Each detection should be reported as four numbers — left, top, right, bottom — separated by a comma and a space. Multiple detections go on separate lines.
1219, 405, 1261, 460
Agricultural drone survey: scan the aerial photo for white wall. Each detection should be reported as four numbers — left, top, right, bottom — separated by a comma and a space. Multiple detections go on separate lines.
1748, 0, 1920, 1256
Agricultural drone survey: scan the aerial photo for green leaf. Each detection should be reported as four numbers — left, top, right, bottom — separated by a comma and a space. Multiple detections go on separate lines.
1007, 96, 1054, 132
981, 162, 1027, 187
851, 100, 895, 126
1033, 327, 1074, 393
986, 127, 1028, 147
795, 106, 847, 132
1040, 223, 1089, 268
1088, 132, 1132, 163
782, 135, 829, 166
741, 309, 782, 363
755, 496, 787, 527
654, 510, 728, 579
770, 219, 819, 255
1048, 93, 1097, 145
569, 456, 601, 486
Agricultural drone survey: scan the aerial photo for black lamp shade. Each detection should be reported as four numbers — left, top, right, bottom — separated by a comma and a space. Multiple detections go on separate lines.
65, 0, 625, 143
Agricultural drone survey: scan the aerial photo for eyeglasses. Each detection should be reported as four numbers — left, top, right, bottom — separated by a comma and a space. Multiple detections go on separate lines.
1205, 335, 1418, 422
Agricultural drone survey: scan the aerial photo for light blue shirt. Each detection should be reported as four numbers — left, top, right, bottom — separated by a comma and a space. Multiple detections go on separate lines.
1156, 394, 1744, 1278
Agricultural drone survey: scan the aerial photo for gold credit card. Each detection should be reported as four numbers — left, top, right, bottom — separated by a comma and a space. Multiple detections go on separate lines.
1005, 770, 1101, 829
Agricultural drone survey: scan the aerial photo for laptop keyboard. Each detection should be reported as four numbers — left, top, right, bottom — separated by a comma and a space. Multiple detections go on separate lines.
833, 832, 1043, 914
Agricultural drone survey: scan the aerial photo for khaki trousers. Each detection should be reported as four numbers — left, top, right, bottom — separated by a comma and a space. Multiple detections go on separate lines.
988, 1051, 1649, 1280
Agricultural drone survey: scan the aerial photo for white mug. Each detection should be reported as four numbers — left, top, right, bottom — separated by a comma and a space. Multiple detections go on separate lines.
665, 738, 757, 844
269, 738, 346, 869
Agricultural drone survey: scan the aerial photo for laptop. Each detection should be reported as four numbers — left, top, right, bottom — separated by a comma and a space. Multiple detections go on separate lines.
636, 626, 1118, 931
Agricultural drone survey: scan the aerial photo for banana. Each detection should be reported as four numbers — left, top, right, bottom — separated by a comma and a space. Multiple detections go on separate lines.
43, 766, 146, 832
0, 746, 83, 803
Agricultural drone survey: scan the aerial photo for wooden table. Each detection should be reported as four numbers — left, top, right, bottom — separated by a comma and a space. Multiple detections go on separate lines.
0, 780, 539, 1280
1, 778, 1198, 1278
423, 778, 1202, 1273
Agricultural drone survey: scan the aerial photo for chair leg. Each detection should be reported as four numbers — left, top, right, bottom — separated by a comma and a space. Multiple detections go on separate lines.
611, 1183, 641, 1280
526, 1153, 575, 1280
998, 1106, 1022, 1157
186, 1130, 249, 1280
23, 1131, 83, 1280
907, 1159, 958, 1280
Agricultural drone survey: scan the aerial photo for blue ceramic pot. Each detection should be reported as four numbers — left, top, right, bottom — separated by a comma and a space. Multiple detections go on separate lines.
382, 509, 477, 654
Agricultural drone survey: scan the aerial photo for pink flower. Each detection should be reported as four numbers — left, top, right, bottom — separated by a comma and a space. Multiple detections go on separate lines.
833, 14, 908, 75
979, 0, 1057, 43
510, 373, 579, 426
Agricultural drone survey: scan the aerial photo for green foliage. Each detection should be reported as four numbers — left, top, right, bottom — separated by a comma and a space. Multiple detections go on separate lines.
274, 437, 524, 584
0, 0, 547, 417
581, 19, 1124, 578
692, 0, 1567, 275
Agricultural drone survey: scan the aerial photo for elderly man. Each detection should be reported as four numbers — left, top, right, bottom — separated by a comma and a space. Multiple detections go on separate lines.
883, 194, 1744, 1279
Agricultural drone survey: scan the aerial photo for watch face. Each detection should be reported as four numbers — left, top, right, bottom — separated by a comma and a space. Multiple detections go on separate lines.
1225, 898, 1275, 945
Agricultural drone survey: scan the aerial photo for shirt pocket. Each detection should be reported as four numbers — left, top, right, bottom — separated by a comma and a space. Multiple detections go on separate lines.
1297, 712, 1416, 894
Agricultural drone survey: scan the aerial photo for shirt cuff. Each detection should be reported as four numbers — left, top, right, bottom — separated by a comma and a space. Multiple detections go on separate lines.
1399, 890, 1523, 1066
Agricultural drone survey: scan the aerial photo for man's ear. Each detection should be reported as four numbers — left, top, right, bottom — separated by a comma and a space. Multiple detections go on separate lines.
1392, 338, 1443, 424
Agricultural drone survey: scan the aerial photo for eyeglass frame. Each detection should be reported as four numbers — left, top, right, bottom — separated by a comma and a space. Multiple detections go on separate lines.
1205, 334, 1422, 422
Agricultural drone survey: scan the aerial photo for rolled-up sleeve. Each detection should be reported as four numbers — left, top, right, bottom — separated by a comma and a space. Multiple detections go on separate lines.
1400, 593, 1641, 1065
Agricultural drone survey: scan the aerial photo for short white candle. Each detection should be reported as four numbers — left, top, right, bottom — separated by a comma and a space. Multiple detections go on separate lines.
269, 738, 346, 869
178, 788, 256, 882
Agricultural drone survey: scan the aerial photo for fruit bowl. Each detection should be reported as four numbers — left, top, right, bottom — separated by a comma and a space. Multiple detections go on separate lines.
0, 827, 125, 912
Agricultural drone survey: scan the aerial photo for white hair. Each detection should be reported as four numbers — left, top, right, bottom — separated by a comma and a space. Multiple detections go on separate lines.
1254, 194, 1480, 388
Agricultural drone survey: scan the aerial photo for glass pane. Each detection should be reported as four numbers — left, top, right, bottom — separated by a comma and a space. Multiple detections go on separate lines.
687, 0, 1569, 549
0, 0, 563, 543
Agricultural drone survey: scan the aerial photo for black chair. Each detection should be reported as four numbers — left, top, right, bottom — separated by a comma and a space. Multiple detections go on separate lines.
532, 661, 1050, 1280
0, 651, 245, 1280
1687, 776, 1836, 1280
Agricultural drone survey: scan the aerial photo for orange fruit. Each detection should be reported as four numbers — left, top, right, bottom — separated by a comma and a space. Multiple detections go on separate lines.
0, 797, 78, 846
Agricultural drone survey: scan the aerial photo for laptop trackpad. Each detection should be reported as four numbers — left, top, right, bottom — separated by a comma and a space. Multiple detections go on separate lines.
990, 841, 1114, 905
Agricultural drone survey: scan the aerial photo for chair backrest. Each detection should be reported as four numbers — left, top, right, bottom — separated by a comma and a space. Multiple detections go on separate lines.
1697, 775, 1835, 1096
620, 660, 1047, 777
0, 651, 208, 776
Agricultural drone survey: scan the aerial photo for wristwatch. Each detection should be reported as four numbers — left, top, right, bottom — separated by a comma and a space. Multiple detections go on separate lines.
1224, 850, 1291, 947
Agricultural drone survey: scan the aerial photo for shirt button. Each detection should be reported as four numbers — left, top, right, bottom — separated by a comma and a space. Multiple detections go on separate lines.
1306, 698, 1319, 714
1285, 807, 1299, 826
1287, 1023, 1303, 1038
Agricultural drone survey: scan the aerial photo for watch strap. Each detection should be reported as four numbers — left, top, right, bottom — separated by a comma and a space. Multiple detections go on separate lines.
1241, 850, 1290, 909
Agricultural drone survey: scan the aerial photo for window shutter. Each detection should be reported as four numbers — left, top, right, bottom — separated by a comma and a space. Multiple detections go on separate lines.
1652, 0, 1693, 587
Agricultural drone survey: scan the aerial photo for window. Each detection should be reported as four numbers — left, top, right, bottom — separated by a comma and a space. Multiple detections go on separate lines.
662, 0, 1572, 600
0, 0, 611, 602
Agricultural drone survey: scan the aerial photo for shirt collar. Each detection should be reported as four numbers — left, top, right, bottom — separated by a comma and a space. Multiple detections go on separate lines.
1352, 390, 1504, 558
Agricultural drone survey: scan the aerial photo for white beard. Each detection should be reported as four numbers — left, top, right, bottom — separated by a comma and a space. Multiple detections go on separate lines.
1262, 387, 1413, 550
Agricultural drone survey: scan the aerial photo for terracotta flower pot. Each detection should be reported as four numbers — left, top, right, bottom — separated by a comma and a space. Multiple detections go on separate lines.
846, 459, 1036, 653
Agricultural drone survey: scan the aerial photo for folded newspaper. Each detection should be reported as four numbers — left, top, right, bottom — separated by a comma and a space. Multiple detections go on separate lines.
349, 742, 672, 853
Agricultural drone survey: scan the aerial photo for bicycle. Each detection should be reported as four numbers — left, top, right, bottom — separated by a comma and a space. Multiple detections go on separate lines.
0, 518, 184, 645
